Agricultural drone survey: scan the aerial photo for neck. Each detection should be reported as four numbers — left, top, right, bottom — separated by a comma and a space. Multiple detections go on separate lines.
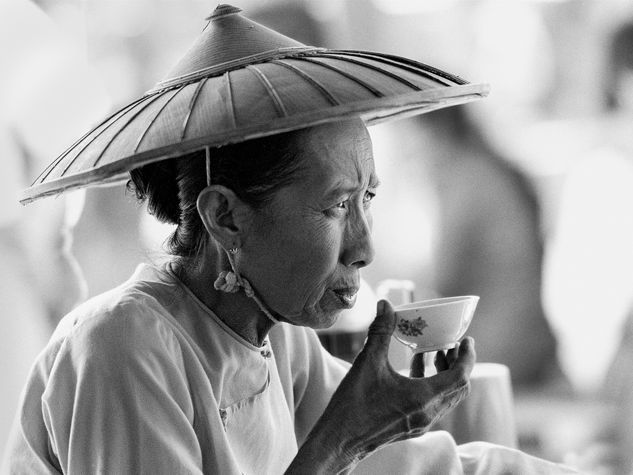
172, 254, 275, 347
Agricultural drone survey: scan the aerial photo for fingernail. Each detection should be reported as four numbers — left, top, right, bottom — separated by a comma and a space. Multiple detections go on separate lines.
377, 300, 385, 314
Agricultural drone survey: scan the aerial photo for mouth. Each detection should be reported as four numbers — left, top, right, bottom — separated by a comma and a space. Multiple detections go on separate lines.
330, 287, 359, 309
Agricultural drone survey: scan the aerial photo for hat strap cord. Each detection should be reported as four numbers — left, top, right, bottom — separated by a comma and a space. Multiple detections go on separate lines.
207, 146, 281, 325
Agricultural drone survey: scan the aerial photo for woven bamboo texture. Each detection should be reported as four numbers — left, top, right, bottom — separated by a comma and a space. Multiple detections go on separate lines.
21, 4, 489, 204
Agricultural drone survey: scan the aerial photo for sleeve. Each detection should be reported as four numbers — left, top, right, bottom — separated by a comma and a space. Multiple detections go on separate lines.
458, 441, 580, 474
41, 301, 204, 475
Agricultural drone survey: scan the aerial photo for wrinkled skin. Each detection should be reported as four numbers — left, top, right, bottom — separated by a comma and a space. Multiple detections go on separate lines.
193, 119, 476, 472
286, 300, 476, 474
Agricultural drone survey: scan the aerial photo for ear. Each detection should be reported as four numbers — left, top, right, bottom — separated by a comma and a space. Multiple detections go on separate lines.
196, 185, 253, 250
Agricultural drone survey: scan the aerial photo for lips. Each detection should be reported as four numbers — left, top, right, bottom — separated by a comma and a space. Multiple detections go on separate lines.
330, 287, 359, 308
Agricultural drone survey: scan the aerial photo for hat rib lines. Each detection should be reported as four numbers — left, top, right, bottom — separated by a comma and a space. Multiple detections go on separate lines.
223, 72, 237, 129
91, 91, 171, 168
58, 94, 162, 178
271, 60, 340, 106
20, 6, 489, 205
333, 51, 467, 86
247, 65, 288, 117
319, 52, 422, 91
38, 94, 154, 183
325, 51, 454, 86
296, 57, 384, 98
181, 78, 209, 140
132, 88, 182, 154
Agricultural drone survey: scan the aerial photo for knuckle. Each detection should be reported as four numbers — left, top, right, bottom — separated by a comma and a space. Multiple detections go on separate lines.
463, 380, 472, 397
454, 367, 470, 386
454, 372, 471, 397
450, 380, 471, 406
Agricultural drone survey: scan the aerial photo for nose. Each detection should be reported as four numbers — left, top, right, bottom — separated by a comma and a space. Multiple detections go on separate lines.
341, 207, 375, 269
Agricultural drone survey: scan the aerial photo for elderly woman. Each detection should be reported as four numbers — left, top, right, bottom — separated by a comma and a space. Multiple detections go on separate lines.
4, 116, 474, 474
3, 5, 579, 475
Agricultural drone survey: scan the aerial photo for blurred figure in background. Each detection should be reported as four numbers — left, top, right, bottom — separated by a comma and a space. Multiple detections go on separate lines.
0, 0, 108, 456
416, 105, 562, 389
543, 18, 633, 397
0, 120, 52, 458
604, 306, 633, 474
537, 17, 633, 473
599, 20, 633, 474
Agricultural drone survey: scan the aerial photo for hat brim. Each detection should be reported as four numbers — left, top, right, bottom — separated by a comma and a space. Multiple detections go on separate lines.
20, 83, 487, 204
21, 46, 489, 204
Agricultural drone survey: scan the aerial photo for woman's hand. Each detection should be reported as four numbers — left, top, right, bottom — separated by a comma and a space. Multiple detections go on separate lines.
287, 300, 476, 474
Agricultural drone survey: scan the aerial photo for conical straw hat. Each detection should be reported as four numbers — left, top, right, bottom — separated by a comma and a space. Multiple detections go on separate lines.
21, 4, 489, 204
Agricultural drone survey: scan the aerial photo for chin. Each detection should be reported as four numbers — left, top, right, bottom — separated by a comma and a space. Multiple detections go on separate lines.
293, 307, 344, 330
317, 311, 344, 330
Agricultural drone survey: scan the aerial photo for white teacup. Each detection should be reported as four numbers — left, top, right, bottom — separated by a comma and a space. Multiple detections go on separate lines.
393, 296, 479, 353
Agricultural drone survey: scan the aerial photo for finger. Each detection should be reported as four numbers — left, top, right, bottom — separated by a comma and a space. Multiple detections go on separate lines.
456, 337, 476, 376
410, 352, 425, 378
425, 337, 476, 391
363, 300, 396, 358
445, 344, 458, 368
434, 350, 449, 372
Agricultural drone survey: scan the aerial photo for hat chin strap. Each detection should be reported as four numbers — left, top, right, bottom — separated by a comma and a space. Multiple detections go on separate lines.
213, 249, 281, 326
206, 146, 280, 326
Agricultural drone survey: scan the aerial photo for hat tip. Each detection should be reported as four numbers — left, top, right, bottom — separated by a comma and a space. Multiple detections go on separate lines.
206, 4, 243, 21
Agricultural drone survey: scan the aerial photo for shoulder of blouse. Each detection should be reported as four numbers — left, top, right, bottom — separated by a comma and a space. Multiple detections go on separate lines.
46, 282, 186, 369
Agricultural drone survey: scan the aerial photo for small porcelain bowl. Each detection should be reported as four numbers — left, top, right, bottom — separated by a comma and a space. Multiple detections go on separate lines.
393, 296, 479, 353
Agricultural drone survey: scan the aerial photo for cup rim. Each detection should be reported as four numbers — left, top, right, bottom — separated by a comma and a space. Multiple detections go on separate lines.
394, 295, 479, 312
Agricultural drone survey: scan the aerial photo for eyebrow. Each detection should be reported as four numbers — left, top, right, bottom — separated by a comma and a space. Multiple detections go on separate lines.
369, 174, 381, 189
323, 173, 381, 201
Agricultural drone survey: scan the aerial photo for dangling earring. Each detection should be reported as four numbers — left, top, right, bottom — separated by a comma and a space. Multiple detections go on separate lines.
213, 247, 280, 324
213, 247, 241, 293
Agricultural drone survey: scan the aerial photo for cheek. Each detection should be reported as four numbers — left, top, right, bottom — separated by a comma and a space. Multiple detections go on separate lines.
245, 211, 344, 316
286, 222, 340, 293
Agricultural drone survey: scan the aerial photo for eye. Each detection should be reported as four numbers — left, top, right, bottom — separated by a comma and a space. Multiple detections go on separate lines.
324, 200, 348, 217
363, 190, 376, 205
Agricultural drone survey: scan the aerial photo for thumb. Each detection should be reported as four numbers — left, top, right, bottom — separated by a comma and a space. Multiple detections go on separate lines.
364, 300, 396, 357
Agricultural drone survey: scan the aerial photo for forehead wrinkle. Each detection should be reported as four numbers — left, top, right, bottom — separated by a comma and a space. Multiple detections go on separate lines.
327, 123, 373, 184
290, 120, 374, 191
330, 142, 374, 194
356, 141, 376, 189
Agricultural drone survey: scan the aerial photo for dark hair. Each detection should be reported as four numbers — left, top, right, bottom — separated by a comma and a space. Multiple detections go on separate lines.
127, 129, 306, 262
605, 21, 633, 110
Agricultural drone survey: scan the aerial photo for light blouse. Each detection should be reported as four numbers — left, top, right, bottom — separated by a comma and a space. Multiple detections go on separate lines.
2, 264, 579, 474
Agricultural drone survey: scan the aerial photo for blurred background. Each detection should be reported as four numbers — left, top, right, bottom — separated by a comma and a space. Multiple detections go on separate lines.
2, 0, 633, 473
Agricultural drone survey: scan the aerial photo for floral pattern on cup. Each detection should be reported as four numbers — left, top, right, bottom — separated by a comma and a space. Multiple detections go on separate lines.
397, 317, 428, 337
